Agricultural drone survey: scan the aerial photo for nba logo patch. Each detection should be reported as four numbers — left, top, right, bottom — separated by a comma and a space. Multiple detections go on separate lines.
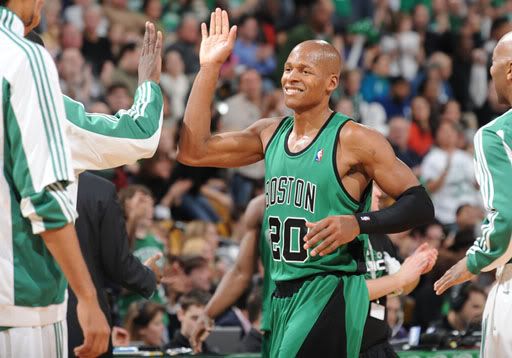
314, 149, 324, 162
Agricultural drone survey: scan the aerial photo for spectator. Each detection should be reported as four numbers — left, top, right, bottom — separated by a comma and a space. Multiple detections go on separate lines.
236, 286, 263, 353
106, 83, 133, 114
408, 96, 433, 158
428, 283, 486, 333
125, 301, 167, 348
421, 121, 480, 226
182, 256, 213, 292
160, 50, 190, 121
233, 15, 276, 78
387, 116, 421, 174
82, 4, 114, 76
60, 22, 83, 50
58, 48, 93, 106
164, 290, 214, 353
167, 15, 201, 76
220, 69, 264, 211
361, 53, 392, 103
379, 76, 412, 118
340, 69, 364, 122
387, 296, 408, 341
102, 0, 147, 33
108, 42, 141, 96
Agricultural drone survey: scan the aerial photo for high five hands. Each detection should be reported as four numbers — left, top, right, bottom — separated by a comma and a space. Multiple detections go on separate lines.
200, 8, 237, 67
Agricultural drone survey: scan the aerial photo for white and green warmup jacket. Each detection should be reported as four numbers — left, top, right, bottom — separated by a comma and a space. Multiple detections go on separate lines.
0, 7, 162, 327
467, 110, 512, 274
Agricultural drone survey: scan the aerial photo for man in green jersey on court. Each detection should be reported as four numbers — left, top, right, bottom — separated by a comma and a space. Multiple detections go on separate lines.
178, 8, 434, 357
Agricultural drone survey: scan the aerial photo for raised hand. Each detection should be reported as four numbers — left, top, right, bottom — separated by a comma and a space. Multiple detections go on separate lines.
396, 244, 438, 287
138, 21, 163, 84
200, 8, 237, 67
144, 252, 163, 283
434, 257, 475, 295
190, 312, 214, 353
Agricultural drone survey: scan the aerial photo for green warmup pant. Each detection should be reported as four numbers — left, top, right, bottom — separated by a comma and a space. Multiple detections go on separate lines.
266, 273, 369, 358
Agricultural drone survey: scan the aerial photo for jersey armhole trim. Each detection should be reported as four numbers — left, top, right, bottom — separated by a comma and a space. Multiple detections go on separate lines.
264, 116, 289, 154
332, 119, 360, 207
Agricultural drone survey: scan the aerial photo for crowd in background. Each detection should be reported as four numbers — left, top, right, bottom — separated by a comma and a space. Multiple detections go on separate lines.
34, 0, 512, 352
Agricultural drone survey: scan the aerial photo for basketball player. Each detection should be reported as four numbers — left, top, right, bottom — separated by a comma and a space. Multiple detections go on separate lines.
178, 9, 434, 357
434, 32, 512, 357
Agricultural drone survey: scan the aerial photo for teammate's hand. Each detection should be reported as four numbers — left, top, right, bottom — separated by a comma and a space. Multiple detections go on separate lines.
74, 297, 111, 358
190, 312, 214, 353
138, 21, 162, 85
144, 252, 163, 283
396, 243, 438, 286
304, 215, 360, 256
434, 257, 475, 295
199, 8, 237, 67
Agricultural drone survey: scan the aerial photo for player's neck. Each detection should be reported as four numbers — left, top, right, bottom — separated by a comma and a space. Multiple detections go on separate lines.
293, 105, 333, 136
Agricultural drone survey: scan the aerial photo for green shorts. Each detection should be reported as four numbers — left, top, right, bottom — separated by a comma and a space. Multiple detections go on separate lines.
266, 273, 369, 358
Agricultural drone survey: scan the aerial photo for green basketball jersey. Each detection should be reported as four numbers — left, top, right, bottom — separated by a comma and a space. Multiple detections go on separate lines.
262, 112, 371, 281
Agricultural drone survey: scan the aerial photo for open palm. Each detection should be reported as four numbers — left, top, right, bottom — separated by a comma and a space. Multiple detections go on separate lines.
200, 8, 237, 66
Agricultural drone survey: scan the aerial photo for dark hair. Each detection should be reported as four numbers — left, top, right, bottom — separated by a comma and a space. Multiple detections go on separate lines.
450, 283, 486, 312
178, 289, 211, 312
117, 184, 152, 214
0, 0, 9, 7
246, 286, 262, 323
116, 42, 137, 64
181, 255, 209, 275
125, 301, 165, 341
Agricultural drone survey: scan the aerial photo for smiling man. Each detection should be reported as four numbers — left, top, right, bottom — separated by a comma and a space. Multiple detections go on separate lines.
177, 8, 434, 357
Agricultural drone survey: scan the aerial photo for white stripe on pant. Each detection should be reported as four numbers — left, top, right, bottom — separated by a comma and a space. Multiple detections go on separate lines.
482, 264, 512, 358
0, 320, 67, 358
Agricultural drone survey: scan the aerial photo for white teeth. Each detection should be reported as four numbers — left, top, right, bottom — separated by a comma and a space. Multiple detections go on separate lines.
285, 88, 303, 94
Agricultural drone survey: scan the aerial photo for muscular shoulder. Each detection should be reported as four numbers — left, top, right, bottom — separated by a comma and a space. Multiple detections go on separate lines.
339, 121, 389, 162
252, 116, 288, 149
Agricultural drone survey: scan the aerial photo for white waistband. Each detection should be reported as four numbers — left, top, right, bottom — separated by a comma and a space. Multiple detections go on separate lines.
0, 300, 67, 327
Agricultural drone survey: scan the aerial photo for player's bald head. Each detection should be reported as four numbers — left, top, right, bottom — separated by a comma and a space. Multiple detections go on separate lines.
288, 40, 342, 78
494, 31, 512, 59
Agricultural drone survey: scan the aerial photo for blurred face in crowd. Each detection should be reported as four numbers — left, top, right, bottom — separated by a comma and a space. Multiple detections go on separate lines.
282, 41, 340, 112
392, 80, 410, 100
106, 86, 132, 113
110, 0, 128, 9
164, 50, 185, 77
373, 54, 391, 77
205, 223, 219, 248
335, 98, 353, 118
240, 69, 262, 102
387, 296, 402, 328
424, 223, 444, 249
460, 291, 486, 326
411, 97, 430, 124
60, 23, 83, 49
139, 311, 165, 347
178, 305, 204, 338
413, 4, 430, 31
371, 184, 390, 211
436, 121, 458, 150
441, 100, 461, 123
456, 205, 484, 229
388, 116, 410, 150
490, 33, 512, 105
240, 17, 258, 42
189, 264, 212, 291
429, 52, 452, 81
83, 5, 102, 34
179, 16, 200, 44
120, 46, 141, 73
144, 0, 161, 20
310, 1, 333, 31
344, 70, 361, 96
59, 48, 85, 81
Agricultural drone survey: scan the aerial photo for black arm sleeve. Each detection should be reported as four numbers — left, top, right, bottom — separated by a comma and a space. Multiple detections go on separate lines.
100, 186, 157, 298
355, 185, 434, 235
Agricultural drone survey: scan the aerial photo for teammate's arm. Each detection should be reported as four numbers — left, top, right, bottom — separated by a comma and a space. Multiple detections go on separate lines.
435, 129, 512, 294
304, 123, 434, 256
9, 45, 109, 357
366, 243, 437, 300
176, 9, 273, 168
62, 22, 163, 172
190, 195, 265, 352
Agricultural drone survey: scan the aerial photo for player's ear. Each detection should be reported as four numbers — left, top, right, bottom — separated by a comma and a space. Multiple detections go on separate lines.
327, 74, 339, 92
507, 60, 512, 81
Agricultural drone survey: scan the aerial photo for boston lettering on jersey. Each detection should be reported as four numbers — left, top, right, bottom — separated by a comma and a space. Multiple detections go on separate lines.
265, 176, 317, 214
